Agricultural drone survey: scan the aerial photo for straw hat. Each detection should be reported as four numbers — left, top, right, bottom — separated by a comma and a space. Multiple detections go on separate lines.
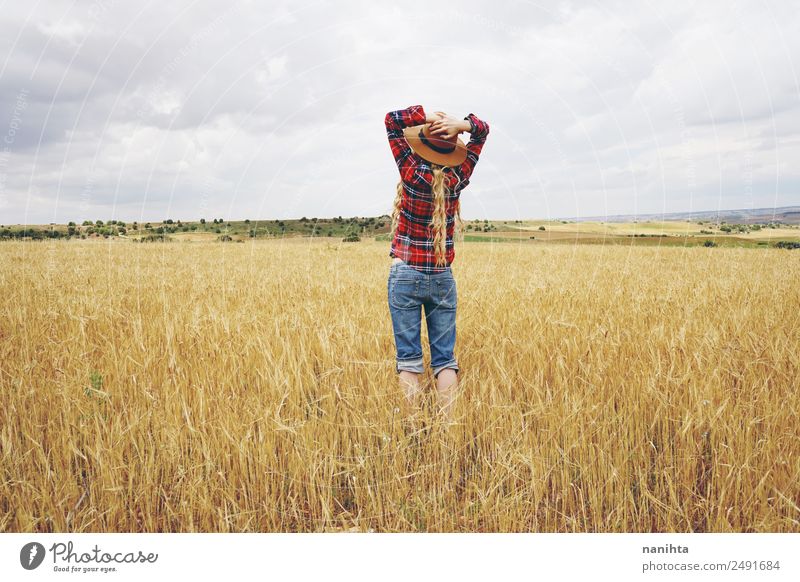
403, 123, 468, 167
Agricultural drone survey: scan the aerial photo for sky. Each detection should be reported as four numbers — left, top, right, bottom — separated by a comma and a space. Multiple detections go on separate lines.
0, 0, 798, 224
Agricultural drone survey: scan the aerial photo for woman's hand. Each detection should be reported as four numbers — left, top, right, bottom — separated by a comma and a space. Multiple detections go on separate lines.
425, 111, 444, 124
428, 112, 471, 139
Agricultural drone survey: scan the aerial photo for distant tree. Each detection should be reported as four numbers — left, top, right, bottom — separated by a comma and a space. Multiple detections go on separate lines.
245, 219, 250, 224
68, 221, 76, 227
95, 220, 104, 226
703, 240, 717, 247
200, 218, 206, 224
140, 233, 172, 243
538, 226, 546, 231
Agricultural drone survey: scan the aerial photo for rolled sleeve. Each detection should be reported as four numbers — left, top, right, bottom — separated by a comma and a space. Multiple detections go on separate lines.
465, 113, 490, 142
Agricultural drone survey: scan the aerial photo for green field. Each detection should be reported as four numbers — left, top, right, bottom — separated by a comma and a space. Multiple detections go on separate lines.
2, 216, 799, 249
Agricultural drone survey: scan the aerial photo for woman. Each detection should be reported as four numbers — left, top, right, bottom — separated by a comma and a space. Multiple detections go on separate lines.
384, 104, 490, 418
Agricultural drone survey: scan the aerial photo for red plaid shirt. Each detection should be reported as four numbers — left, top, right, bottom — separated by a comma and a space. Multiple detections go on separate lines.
385, 105, 490, 273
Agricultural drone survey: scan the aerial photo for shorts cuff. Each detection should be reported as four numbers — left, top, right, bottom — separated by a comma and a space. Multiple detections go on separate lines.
396, 357, 424, 374
432, 360, 459, 378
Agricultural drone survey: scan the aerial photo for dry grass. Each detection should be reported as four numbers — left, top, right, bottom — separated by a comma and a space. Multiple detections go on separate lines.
504, 220, 800, 238
1, 238, 798, 532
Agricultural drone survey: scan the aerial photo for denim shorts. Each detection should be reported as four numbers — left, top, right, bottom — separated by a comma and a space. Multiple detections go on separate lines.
387, 259, 459, 378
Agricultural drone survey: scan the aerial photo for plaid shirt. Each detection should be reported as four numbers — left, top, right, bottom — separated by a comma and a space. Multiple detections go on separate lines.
385, 105, 489, 273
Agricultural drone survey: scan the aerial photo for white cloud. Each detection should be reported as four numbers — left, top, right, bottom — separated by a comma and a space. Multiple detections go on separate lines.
0, 0, 797, 224
36, 19, 86, 46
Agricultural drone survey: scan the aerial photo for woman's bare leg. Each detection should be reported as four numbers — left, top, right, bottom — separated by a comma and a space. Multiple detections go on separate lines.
435, 369, 458, 419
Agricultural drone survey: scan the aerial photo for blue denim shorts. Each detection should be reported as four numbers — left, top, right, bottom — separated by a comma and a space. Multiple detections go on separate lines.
387, 259, 459, 378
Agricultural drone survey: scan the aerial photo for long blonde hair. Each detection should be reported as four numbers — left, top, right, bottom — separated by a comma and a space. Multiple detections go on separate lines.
390, 164, 464, 267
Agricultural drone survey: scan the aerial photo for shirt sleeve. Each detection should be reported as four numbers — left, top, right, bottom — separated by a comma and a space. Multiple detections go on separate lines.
385, 105, 427, 177
456, 113, 490, 183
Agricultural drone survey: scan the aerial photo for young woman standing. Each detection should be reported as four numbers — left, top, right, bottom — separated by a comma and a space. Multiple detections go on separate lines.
384, 105, 490, 418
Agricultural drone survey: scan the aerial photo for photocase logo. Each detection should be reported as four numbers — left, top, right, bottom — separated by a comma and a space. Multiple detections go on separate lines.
20, 542, 46, 570
15, 539, 159, 574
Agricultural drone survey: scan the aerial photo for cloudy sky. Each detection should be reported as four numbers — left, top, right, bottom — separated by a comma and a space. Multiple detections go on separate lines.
0, 0, 798, 224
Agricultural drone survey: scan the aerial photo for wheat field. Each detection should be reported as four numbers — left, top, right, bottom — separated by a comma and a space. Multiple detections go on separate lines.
1, 238, 798, 532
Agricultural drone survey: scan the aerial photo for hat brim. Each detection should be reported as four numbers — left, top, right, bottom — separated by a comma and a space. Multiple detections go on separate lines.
403, 124, 468, 167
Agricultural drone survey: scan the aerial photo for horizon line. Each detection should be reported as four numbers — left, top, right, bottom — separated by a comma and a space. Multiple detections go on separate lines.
3, 204, 798, 226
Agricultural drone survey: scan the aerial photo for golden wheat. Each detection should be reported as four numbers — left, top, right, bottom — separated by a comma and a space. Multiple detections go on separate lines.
0, 238, 798, 532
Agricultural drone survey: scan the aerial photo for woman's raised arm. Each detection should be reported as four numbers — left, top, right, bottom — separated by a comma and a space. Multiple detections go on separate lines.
385, 105, 441, 175
456, 113, 490, 183
427, 111, 490, 182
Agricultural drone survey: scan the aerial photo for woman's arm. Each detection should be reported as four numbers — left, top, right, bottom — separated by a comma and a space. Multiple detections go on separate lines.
430, 112, 490, 182
458, 113, 490, 182
385, 105, 441, 176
